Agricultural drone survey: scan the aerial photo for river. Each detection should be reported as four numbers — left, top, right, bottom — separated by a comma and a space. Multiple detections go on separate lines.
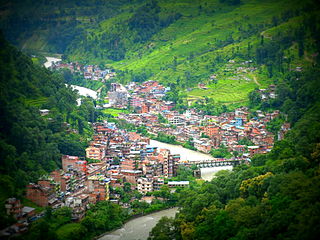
149, 140, 233, 181
99, 207, 178, 240
149, 140, 214, 162
44, 56, 61, 68
43, 57, 98, 100
69, 85, 98, 100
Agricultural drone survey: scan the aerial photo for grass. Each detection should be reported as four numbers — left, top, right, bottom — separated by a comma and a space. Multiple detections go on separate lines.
21, 198, 44, 213
25, 97, 48, 107
102, 108, 129, 117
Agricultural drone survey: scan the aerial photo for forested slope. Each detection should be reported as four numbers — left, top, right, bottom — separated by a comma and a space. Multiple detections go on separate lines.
0, 34, 98, 227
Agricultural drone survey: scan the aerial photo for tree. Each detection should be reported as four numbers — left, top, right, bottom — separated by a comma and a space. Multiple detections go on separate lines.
124, 182, 132, 193
148, 217, 177, 240
56, 223, 87, 240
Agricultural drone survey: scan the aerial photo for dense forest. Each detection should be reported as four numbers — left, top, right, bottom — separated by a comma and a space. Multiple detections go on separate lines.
0, 33, 100, 227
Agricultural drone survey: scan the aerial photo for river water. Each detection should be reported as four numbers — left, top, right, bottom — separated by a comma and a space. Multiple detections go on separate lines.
69, 85, 98, 100
99, 207, 178, 240
149, 140, 233, 181
43, 57, 98, 100
149, 140, 214, 162
44, 56, 61, 68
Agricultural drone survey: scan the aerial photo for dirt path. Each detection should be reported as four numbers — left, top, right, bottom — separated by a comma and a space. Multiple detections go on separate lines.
261, 31, 272, 39
253, 76, 261, 86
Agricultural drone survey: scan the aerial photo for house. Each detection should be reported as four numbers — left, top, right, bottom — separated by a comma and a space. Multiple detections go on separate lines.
39, 109, 50, 116
168, 181, 189, 188
26, 183, 56, 207
22, 206, 36, 218
5, 198, 22, 219
137, 177, 153, 194
86, 146, 105, 161
62, 155, 87, 173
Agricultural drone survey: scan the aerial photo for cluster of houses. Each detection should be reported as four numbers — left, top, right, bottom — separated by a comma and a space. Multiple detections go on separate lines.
17, 120, 185, 225
107, 81, 174, 111
85, 121, 183, 196
119, 107, 289, 157
109, 80, 290, 157
257, 84, 277, 101
1, 198, 36, 236
50, 61, 115, 81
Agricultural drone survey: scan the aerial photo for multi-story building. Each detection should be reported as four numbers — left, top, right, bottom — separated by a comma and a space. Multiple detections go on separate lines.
203, 125, 220, 137
152, 177, 165, 191
26, 183, 56, 207
168, 181, 189, 188
86, 175, 110, 203
121, 169, 142, 184
62, 155, 87, 174
158, 149, 179, 178
137, 177, 153, 194
86, 146, 105, 161
5, 198, 22, 219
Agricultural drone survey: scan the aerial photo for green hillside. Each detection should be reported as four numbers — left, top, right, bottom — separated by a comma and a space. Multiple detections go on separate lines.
1, 0, 319, 105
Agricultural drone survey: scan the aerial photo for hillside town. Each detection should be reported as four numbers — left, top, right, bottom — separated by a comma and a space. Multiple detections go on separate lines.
50, 61, 116, 81
107, 80, 289, 156
2, 79, 290, 236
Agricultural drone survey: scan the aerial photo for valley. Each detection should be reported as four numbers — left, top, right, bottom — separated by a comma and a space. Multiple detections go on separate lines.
0, 0, 320, 239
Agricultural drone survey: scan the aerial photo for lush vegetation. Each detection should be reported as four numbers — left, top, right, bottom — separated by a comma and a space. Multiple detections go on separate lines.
0, 34, 99, 227
154, 132, 178, 144
210, 145, 233, 158
148, 24, 320, 240
1, 0, 319, 106
20, 202, 126, 240
60, 69, 104, 91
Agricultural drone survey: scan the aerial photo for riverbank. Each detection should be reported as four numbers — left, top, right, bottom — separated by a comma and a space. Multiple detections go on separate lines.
44, 56, 61, 68
69, 84, 98, 99
149, 140, 214, 162
97, 207, 178, 240
149, 140, 233, 181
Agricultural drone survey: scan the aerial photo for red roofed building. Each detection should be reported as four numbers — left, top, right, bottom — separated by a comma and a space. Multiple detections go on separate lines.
204, 125, 220, 137
62, 155, 87, 174
26, 183, 56, 207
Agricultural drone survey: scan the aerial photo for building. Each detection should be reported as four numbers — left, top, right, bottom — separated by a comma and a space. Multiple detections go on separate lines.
26, 183, 56, 207
157, 149, 179, 178
168, 115, 185, 125
39, 109, 50, 116
5, 198, 22, 219
137, 177, 153, 194
86, 175, 110, 203
204, 125, 220, 137
121, 169, 142, 184
168, 181, 189, 188
86, 146, 105, 161
65, 194, 89, 220
152, 177, 165, 191
62, 155, 87, 173
108, 90, 128, 107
